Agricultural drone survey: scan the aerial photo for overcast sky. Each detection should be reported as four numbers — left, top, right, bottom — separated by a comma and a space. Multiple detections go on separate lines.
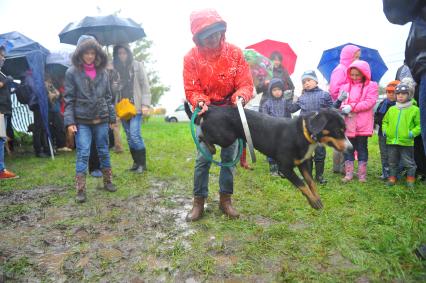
0, 0, 411, 110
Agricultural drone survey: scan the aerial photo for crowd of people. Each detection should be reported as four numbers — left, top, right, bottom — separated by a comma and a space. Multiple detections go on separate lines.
0, 3, 425, 221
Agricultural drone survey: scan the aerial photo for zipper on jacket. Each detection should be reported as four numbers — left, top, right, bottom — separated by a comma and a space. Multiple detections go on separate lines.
394, 109, 402, 144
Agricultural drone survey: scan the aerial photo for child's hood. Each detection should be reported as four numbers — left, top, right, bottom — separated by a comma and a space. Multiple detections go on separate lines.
268, 78, 284, 95
347, 60, 371, 84
340, 44, 360, 67
190, 9, 227, 46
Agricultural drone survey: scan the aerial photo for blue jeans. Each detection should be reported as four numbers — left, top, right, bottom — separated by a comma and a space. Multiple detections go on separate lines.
344, 136, 368, 162
419, 72, 426, 154
75, 123, 111, 174
121, 114, 145, 150
0, 114, 8, 172
388, 145, 417, 177
193, 126, 238, 197
378, 134, 390, 178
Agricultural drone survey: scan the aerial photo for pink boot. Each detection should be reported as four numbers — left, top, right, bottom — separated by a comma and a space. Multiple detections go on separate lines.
358, 161, 367, 182
342, 161, 354, 183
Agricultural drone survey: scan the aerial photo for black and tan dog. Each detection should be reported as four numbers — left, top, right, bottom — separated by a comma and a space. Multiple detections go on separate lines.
186, 103, 352, 210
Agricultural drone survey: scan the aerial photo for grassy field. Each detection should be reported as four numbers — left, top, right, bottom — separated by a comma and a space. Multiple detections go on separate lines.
0, 116, 425, 282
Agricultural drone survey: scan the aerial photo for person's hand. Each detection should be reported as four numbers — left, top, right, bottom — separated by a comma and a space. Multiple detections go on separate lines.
67, 125, 77, 135
233, 96, 245, 106
109, 123, 116, 129
341, 105, 352, 114
283, 90, 294, 101
409, 131, 413, 138
197, 101, 208, 115
264, 80, 270, 85
338, 90, 348, 101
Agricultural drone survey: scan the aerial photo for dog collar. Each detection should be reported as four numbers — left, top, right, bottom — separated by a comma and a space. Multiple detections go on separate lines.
303, 119, 316, 144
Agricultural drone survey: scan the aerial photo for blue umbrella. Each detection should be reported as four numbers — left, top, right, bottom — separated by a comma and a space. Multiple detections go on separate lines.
59, 14, 146, 46
317, 43, 388, 82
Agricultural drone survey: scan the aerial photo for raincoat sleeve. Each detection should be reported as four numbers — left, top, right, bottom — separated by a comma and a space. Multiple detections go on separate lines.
287, 98, 301, 113
350, 82, 378, 113
137, 62, 152, 107
329, 67, 346, 101
105, 73, 116, 124
324, 92, 333, 108
411, 107, 421, 137
231, 50, 254, 105
183, 54, 210, 107
382, 110, 389, 136
259, 100, 269, 114
64, 69, 76, 127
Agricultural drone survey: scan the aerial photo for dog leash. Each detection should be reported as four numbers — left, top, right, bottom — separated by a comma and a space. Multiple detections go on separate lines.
190, 107, 243, 167
236, 97, 256, 163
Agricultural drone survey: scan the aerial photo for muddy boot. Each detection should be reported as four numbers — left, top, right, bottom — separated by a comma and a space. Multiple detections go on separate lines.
75, 173, 86, 203
135, 148, 147, 174
185, 196, 205, 222
240, 148, 252, 170
387, 176, 397, 186
101, 168, 117, 192
219, 193, 240, 219
342, 161, 354, 183
315, 161, 327, 184
358, 161, 367, 183
128, 149, 139, 171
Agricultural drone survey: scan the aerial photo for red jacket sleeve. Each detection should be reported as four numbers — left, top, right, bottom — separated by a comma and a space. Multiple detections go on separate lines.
231, 49, 254, 105
183, 52, 210, 108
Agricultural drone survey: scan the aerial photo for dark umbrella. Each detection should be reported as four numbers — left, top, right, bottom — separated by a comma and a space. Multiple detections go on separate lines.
246, 39, 297, 75
59, 14, 146, 46
45, 51, 71, 81
317, 43, 388, 82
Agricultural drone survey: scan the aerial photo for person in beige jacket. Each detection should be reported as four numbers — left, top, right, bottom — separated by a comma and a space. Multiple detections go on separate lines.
113, 44, 151, 173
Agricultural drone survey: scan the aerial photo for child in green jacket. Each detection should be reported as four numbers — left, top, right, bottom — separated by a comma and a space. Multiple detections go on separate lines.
382, 83, 421, 187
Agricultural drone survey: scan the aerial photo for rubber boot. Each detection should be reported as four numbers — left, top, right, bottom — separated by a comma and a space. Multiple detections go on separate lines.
387, 176, 397, 186
342, 161, 354, 183
269, 163, 279, 177
133, 148, 146, 174
240, 148, 251, 170
185, 196, 205, 222
128, 149, 138, 171
75, 173, 86, 203
315, 160, 327, 184
101, 168, 117, 192
406, 176, 415, 188
358, 161, 367, 183
219, 193, 240, 219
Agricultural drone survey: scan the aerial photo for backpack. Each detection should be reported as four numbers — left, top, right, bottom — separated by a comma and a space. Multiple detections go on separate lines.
14, 83, 31, 105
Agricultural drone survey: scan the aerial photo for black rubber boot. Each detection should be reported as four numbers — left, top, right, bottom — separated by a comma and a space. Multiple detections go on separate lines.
315, 161, 327, 184
133, 149, 146, 174
129, 149, 138, 171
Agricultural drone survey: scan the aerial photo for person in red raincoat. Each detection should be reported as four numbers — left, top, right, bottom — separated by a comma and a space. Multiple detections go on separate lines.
183, 8, 254, 221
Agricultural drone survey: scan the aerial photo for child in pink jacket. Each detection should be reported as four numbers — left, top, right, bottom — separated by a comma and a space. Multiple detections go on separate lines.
340, 60, 378, 182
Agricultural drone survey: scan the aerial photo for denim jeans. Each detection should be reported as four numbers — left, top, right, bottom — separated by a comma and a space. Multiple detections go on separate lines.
121, 113, 145, 150
75, 123, 111, 174
419, 72, 426, 154
378, 134, 390, 177
193, 126, 238, 197
388, 145, 417, 177
0, 114, 8, 172
344, 136, 368, 162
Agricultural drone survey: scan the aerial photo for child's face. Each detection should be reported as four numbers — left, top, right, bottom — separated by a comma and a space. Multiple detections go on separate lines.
273, 58, 281, 68
200, 31, 222, 49
396, 92, 409, 103
302, 78, 317, 90
386, 90, 396, 101
83, 49, 96, 65
271, 87, 283, 98
353, 50, 361, 61
349, 68, 364, 83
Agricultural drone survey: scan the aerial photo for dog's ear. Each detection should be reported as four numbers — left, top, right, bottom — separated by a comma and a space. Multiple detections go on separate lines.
307, 112, 328, 136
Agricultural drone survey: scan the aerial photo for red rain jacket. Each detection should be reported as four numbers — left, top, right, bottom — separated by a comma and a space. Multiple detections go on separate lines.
183, 9, 253, 107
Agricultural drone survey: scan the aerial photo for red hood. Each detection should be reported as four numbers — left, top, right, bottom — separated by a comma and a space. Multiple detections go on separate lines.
190, 8, 227, 46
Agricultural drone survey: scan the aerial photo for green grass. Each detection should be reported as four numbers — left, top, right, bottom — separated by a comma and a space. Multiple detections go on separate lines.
1, 117, 425, 282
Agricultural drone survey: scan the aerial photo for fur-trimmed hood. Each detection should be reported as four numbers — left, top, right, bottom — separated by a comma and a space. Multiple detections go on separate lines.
71, 37, 107, 70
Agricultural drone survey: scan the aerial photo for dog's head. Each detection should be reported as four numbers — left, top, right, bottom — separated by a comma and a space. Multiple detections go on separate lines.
305, 109, 352, 152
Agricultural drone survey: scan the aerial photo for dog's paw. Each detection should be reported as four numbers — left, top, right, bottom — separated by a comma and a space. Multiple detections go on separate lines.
308, 198, 323, 210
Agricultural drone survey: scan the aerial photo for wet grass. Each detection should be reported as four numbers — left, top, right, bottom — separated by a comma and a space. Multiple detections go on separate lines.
0, 117, 425, 282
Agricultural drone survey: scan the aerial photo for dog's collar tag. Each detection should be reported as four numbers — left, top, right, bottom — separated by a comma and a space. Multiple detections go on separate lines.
303, 119, 317, 144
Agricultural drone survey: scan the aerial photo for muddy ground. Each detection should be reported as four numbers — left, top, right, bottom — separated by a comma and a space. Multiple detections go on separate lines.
0, 181, 204, 282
